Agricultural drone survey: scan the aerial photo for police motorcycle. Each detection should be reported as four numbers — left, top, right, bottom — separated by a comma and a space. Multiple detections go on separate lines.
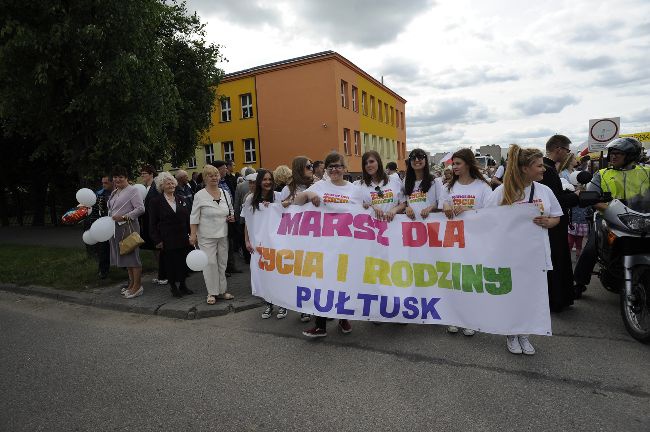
575, 154, 650, 343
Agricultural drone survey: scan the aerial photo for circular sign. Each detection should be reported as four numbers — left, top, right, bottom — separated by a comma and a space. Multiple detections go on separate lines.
590, 119, 619, 142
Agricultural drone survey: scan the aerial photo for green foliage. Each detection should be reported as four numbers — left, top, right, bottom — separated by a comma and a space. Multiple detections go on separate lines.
0, 0, 224, 176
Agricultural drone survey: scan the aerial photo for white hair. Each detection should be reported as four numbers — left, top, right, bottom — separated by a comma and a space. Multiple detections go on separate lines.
175, 169, 188, 179
155, 171, 177, 192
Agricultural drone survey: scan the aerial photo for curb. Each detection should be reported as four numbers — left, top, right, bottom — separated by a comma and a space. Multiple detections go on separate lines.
0, 283, 265, 320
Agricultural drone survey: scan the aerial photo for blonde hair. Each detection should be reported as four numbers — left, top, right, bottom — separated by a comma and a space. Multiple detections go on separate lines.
202, 164, 219, 179
273, 165, 292, 186
558, 152, 576, 173
501, 144, 544, 205
155, 172, 177, 193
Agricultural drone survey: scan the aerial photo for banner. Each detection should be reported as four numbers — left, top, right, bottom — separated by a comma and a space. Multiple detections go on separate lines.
247, 203, 552, 336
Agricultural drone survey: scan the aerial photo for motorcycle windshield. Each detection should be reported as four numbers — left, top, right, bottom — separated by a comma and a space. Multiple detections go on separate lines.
625, 188, 650, 214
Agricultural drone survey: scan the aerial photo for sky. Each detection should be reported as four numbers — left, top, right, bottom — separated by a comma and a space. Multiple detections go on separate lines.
184, 0, 650, 154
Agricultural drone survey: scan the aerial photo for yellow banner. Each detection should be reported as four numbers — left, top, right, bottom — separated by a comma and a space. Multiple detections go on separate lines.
621, 132, 650, 143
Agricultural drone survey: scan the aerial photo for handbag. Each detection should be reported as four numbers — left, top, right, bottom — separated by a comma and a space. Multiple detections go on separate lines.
119, 220, 145, 255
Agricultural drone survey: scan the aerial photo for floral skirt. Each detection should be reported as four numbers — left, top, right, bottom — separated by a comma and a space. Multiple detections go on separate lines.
568, 223, 588, 237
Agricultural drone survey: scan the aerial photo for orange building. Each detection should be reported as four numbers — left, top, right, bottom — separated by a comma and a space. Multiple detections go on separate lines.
200, 51, 407, 175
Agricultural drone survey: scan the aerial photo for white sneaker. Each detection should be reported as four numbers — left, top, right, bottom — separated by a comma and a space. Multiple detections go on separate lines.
300, 313, 311, 322
152, 278, 159, 284
124, 286, 144, 299
506, 335, 522, 354
462, 328, 476, 336
261, 304, 273, 319
277, 308, 287, 319
518, 336, 536, 355
447, 326, 459, 333
157, 279, 168, 285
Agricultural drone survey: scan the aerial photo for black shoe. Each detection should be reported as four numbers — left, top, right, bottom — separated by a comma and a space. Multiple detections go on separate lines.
169, 283, 183, 298
574, 284, 586, 299
179, 286, 194, 295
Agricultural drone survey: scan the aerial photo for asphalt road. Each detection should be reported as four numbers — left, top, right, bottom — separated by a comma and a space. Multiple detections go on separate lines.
1, 283, 648, 432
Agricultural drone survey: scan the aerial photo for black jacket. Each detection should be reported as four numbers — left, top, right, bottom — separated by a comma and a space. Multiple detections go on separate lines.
148, 194, 191, 251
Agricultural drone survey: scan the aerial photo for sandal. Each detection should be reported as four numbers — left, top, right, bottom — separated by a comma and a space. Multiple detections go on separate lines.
219, 293, 235, 300
206, 295, 216, 305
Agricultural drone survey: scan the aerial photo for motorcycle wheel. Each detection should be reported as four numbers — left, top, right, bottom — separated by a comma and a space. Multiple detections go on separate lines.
620, 265, 650, 344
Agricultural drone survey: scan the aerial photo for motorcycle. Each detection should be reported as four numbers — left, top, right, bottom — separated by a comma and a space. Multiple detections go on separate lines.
577, 171, 650, 343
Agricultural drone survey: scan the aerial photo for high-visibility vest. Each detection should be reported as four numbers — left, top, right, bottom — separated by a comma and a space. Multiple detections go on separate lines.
599, 165, 650, 201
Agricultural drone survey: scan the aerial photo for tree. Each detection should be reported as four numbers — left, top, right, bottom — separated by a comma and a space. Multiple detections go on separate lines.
0, 0, 223, 223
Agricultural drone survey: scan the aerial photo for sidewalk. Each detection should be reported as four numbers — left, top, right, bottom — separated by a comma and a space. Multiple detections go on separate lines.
0, 226, 265, 319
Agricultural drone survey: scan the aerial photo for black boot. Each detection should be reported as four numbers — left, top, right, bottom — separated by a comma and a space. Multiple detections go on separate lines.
169, 281, 183, 298
179, 281, 193, 295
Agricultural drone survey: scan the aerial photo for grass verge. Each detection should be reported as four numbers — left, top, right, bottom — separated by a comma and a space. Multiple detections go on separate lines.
0, 244, 156, 291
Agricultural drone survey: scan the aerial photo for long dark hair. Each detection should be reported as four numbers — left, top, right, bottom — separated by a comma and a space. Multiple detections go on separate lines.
446, 148, 490, 191
404, 148, 433, 195
289, 156, 314, 197
251, 169, 275, 212
361, 150, 388, 187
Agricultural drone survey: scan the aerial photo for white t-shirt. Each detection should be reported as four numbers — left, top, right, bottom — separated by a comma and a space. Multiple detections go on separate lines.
279, 184, 310, 201
494, 165, 505, 179
358, 176, 405, 213
438, 179, 492, 210
486, 182, 563, 217
306, 180, 365, 205
240, 191, 282, 219
403, 179, 437, 217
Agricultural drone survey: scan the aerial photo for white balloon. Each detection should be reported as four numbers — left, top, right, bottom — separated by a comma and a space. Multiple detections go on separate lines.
90, 216, 115, 242
569, 170, 581, 186
186, 249, 208, 271
134, 183, 147, 200
82, 230, 98, 245
76, 188, 97, 207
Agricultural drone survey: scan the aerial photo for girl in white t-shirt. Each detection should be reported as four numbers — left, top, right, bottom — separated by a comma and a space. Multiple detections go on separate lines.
485, 144, 562, 356
403, 148, 438, 220
241, 169, 284, 320
293, 152, 364, 338
359, 150, 406, 221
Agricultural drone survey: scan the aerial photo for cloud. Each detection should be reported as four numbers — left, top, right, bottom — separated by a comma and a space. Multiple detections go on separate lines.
292, 0, 435, 47
431, 66, 520, 89
503, 127, 557, 141
379, 58, 425, 84
512, 95, 580, 115
185, 0, 282, 26
569, 23, 624, 44
410, 98, 491, 126
565, 55, 614, 71
592, 66, 650, 88
626, 107, 650, 123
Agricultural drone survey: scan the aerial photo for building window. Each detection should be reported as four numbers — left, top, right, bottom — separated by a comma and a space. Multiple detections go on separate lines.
401, 111, 405, 130
390, 107, 395, 126
240, 93, 253, 119
370, 96, 376, 119
220, 97, 231, 122
363, 133, 369, 151
188, 156, 197, 168
384, 103, 389, 124
340, 80, 348, 108
380, 137, 385, 156
351, 86, 358, 112
372, 135, 378, 150
244, 138, 256, 163
223, 141, 234, 163
396, 110, 400, 128
204, 144, 214, 165
343, 128, 351, 155
378, 100, 383, 122
361, 91, 368, 116
353, 130, 360, 156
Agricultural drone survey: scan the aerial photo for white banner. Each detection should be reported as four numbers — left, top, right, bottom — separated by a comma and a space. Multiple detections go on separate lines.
247, 203, 552, 336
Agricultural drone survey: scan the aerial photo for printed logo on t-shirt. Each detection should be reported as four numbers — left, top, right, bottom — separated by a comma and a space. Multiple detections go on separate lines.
323, 193, 350, 204
516, 198, 545, 213
370, 189, 395, 205
452, 195, 476, 208
408, 190, 426, 204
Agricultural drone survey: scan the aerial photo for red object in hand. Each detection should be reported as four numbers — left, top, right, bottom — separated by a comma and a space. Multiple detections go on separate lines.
61, 206, 91, 225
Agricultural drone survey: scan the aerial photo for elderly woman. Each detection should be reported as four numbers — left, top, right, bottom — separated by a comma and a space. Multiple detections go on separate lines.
273, 165, 292, 192
149, 172, 192, 298
108, 166, 145, 298
190, 164, 235, 305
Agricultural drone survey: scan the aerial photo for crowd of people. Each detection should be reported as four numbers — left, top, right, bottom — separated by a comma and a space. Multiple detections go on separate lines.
87, 134, 649, 355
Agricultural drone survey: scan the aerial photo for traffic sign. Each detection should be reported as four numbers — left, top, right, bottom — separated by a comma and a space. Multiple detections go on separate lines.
588, 117, 620, 152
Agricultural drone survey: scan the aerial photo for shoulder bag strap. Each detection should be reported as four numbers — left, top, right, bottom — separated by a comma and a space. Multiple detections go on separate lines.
528, 182, 535, 203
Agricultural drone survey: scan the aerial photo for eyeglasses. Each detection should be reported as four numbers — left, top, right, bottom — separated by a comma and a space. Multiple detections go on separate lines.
409, 154, 426, 161
306, 164, 314, 170
326, 164, 345, 171
374, 186, 384, 198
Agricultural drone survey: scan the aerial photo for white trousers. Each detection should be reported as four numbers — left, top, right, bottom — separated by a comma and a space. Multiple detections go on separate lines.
198, 236, 228, 295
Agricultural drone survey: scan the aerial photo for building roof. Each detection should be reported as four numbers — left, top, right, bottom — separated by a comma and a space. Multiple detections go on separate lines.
223, 51, 406, 103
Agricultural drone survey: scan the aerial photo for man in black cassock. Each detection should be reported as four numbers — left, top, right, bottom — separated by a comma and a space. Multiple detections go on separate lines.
541, 135, 579, 312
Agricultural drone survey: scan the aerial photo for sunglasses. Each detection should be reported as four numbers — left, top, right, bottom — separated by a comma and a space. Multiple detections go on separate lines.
409, 154, 426, 161
327, 164, 345, 171
306, 164, 314, 170
374, 186, 384, 198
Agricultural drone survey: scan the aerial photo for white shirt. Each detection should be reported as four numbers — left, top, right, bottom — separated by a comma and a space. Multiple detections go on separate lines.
240, 191, 282, 219
438, 179, 492, 210
190, 188, 233, 239
486, 182, 563, 217
306, 180, 365, 205
358, 175, 405, 213
494, 165, 505, 179
403, 179, 438, 218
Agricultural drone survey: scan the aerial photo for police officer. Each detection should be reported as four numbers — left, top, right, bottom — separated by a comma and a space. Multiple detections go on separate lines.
574, 137, 650, 296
